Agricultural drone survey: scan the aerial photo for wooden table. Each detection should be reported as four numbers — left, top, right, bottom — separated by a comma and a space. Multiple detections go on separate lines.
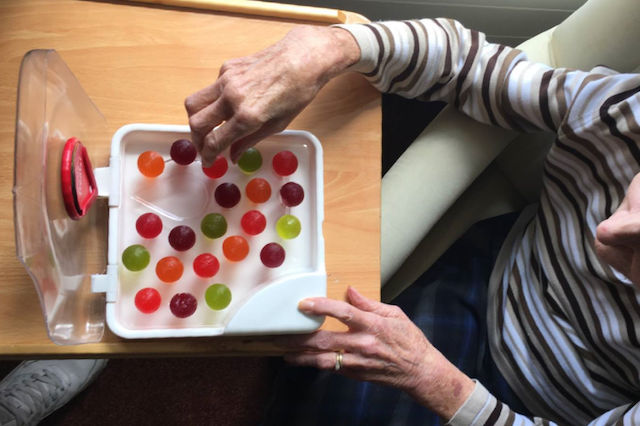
0, 0, 381, 357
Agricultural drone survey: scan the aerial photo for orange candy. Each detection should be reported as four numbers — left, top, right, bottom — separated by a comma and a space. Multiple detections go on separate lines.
138, 150, 165, 178
245, 178, 271, 203
222, 236, 249, 262
156, 256, 183, 283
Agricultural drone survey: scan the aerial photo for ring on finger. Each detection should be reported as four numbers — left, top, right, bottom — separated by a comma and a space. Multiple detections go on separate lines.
334, 351, 343, 371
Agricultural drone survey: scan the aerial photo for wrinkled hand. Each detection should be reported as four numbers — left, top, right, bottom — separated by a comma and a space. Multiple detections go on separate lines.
184, 26, 359, 166
276, 287, 474, 420
596, 173, 640, 286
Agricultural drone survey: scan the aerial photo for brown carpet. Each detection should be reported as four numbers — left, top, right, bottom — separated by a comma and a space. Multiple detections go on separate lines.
1, 358, 279, 425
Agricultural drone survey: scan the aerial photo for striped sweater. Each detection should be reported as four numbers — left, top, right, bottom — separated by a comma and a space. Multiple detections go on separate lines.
340, 19, 640, 425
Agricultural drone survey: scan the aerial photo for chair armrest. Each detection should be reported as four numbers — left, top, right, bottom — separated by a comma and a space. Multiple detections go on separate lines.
381, 106, 517, 285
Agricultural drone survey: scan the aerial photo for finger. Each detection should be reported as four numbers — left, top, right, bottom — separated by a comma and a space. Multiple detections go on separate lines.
188, 100, 228, 153
596, 213, 640, 246
298, 298, 374, 330
184, 82, 223, 115
201, 117, 258, 167
346, 287, 403, 318
275, 330, 372, 354
594, 239, 632, 277
229, 118, 289, 163
283, 351, 386, 372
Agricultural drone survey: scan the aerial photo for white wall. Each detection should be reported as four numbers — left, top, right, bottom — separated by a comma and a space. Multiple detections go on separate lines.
289, 0, 587, 46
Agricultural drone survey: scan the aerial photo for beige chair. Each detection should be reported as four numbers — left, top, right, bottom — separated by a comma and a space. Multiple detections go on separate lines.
381, 0, 640, 301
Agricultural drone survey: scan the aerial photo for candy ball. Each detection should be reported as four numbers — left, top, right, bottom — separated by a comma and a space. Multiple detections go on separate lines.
170, 292, 197, 318
272, 150, 298, 176
135, 288, 161, 314
245, 178, 271, 204
156, 256, 183, 283
136, 212, 163, 239
222, 236, 249, 261
241, 210, 266, 235
276, 215, 301, 239
237, 147, 262, 174
260, 243, 285, 268
170, 139, 197, 165
193, 253, 220, 278
205, 284, 232, 310
280, 182, 304, 207
201, 213, 227, 239
215, 182, 241, 208
202, 155, 228, 179
168, 225, 196, 251
137, 150, 164, 178
122, 244, 150, 271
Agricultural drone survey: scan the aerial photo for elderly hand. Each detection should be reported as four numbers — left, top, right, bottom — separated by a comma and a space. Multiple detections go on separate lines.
277, 287, 475, 420
184, 26, 360, 166
596, 173, 640, 286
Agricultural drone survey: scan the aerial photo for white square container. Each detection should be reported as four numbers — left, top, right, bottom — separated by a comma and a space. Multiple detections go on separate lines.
14, 50, 326, 344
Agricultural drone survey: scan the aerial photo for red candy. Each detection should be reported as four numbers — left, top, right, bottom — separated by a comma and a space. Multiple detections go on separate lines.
260, 243, 285, 268
168, 225, 196, 251
202, 156, 228, 179
170, 292, 197, 318
241, 210, 266, 235
136, 212, 163, 238
272, 150, 298, 176
193, 253, 220, 278
135, 288, 161, 314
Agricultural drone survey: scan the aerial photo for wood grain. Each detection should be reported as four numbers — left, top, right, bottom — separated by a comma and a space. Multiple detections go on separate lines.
0, 0, 380, 357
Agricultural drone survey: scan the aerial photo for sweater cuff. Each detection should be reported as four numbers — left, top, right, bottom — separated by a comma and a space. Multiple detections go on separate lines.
446, 380, 495, 425
332, 24, 380, 74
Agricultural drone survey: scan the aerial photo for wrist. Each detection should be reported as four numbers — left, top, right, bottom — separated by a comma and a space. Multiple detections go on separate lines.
408, 347, 475, 420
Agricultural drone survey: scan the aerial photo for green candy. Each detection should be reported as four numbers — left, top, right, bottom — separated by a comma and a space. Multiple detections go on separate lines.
237, 148, 262, 174
205, 284, 232, 310
201, 213, 227, 239
122, 244, 150, 271
276, 214, 301, 239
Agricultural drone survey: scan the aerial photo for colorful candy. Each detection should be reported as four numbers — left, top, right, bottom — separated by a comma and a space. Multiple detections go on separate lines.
135, 288, 161, 313
204, 284, 232, 310
241, 210, 266, 235
202, 155, 228, 179
222, 235, 249, 261
200, 213, 227, 239
237, 147, 262, 174
136, 212, 163, 239
122, 244, 150, 271
168, 225, 196, 251
245, 178, 271, 203
280, 182, 304, 207
215, 182, 241, 208
137, 150, 164, 178
156, 256, 183, 283
260, 243, 285, 268
272, 150, 298, 176
170, 139, 197, 165
276, 214, 301, 239
170, 292, 197, 318
193, 253, 220, 278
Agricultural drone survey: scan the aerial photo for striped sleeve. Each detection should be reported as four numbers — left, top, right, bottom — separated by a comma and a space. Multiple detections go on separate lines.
337, 19, 611, 133
446, 381, 640, 425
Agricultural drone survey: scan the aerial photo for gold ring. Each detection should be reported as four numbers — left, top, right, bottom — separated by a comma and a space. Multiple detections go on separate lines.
334, 351, 343, 371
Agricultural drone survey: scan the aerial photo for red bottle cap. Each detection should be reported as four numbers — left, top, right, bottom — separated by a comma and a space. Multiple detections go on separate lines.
61, 137, 98, 219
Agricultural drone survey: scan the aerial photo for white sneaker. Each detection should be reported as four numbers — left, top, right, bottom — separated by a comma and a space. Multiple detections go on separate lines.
0, 359, 107, 426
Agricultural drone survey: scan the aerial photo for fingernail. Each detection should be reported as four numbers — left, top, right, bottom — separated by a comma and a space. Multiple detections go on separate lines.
298, 299, 314, 312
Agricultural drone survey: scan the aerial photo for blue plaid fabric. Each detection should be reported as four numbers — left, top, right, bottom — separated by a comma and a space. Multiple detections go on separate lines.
263, 212, 531, 426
